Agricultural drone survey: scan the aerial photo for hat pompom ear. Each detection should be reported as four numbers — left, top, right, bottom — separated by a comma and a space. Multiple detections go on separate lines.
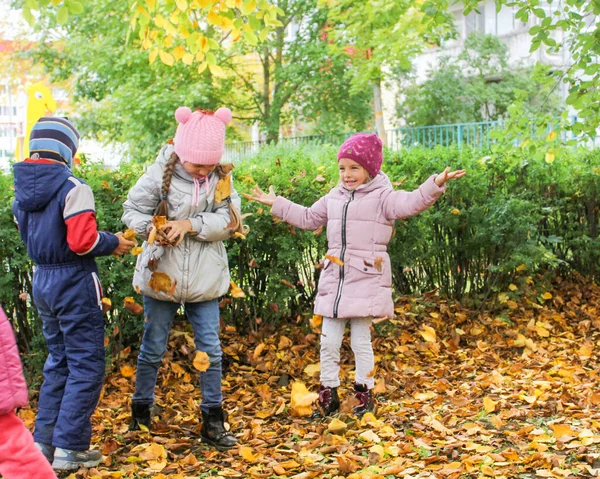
214, 107, 232, 125
175, 106, 192, 124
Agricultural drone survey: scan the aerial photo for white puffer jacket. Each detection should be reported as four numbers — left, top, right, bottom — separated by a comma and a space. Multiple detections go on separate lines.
122, 144, 240, 303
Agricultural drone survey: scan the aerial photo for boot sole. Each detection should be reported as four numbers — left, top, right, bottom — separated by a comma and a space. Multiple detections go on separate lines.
201, 436, 237, 451
52, 458, 102, 470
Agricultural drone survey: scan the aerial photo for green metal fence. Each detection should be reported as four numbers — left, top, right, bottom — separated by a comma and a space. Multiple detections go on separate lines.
223, 117, 591, 163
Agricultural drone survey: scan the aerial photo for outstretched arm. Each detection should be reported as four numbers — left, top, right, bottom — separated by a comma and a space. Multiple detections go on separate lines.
245, 185, 328, 231
382, 168, 465, 221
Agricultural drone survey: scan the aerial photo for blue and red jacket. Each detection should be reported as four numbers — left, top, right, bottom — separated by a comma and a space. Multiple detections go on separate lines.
12, 158, 118, 265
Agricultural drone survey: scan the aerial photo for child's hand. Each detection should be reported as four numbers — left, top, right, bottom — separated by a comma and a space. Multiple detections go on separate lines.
244, 185, 277, 206
113, 232, 136, 256
434, 167, 466, 187
162, 220, 193, 247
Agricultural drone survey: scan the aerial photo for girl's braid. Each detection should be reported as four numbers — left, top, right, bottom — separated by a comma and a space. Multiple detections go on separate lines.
155, 152, 179, 218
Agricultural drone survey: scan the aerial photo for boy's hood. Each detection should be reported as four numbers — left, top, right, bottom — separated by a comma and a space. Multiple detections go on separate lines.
13, 161, 72, 212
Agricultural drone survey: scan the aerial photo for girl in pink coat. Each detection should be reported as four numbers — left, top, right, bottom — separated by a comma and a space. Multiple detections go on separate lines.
0, 307, 57, 479
248, 133, 465, 416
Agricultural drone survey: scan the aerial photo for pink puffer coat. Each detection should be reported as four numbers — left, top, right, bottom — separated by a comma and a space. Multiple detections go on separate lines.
0, 308, 28, 415
271, 173, 445, 319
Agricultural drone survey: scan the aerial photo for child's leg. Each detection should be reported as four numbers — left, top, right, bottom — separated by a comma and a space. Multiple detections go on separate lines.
349, 317, 375, 389
0, 412, 57, 479
33, 265, 106, 452
319, 317, 347, 388
132, 297, 179, 405
32, 294, 67, 448
52, 308, 105, 450
186, 299, 222, 411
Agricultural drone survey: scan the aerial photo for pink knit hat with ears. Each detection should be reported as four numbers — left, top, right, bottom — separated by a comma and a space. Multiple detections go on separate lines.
173, 107, 232, 165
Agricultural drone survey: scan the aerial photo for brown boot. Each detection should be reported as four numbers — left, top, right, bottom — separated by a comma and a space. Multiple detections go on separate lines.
318, 385, 340, 416
353, 383, 374, 417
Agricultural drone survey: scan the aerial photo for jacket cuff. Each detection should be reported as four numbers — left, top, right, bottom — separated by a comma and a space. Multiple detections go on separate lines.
189, 217, 204, 235
271, 196, 289, 218
423, 175, 446, 202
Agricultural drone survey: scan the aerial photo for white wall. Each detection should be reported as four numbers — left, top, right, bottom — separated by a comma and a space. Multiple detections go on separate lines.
382, 0, 572, 129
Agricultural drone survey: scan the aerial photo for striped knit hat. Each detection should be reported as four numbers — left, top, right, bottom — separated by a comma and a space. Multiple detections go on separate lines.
30, 116, 80, 168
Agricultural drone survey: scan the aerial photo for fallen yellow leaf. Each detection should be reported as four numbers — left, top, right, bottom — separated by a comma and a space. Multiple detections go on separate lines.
419, 325, 437, 343
193, 351, 210, 372
483, 396, 496, 413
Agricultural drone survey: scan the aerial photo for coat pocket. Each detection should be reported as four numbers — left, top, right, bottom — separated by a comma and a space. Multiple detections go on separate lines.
91, 272, 103, 309
347, 256, 384, 276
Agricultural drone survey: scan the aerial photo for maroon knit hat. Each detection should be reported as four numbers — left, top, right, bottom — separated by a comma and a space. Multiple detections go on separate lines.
337, 133, 383, 177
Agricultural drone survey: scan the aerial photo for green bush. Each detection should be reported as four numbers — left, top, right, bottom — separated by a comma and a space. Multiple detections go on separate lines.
1, 144, 598, 377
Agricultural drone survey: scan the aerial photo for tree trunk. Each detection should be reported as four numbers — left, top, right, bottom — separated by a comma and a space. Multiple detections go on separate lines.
372, 78, 387, 146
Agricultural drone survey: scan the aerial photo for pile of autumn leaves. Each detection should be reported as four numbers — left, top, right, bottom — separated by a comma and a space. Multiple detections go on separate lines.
21, 273, 600, 479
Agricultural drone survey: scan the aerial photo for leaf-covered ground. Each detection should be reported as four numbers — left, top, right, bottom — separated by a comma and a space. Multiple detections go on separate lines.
21, 275, 600, 479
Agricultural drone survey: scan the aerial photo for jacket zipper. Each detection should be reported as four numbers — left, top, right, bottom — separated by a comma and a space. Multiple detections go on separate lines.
333, 190, 355, 318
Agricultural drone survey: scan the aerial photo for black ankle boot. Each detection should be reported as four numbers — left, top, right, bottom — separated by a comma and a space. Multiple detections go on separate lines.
318, 385, 340, 416
353, 383, 374, 417
201, 406, 238, 450
129, 401, 151, 431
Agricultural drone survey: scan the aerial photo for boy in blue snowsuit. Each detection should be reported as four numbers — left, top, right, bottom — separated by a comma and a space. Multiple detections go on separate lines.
12, 117, 134, 471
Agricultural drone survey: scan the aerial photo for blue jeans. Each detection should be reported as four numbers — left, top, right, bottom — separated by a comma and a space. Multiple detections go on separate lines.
133, 297, 223, 412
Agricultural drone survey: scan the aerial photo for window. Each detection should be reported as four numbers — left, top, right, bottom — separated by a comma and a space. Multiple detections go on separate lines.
465, 6, 486, 36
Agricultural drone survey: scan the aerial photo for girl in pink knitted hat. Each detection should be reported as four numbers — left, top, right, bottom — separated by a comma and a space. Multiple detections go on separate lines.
122, 107, 246, 449
247, 132, 465, 416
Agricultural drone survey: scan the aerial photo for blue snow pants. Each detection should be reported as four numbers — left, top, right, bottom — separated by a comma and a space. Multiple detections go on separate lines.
32, 260, 105, 451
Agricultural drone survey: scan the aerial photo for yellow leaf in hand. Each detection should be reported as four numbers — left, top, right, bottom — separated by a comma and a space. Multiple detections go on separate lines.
215, 175, 232, 202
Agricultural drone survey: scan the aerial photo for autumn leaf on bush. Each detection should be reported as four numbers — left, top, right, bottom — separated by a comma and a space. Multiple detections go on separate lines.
131, 246, 143, 256
193, 351, 210, 372
325, 254, 344, 266
120, 364, 135, 378
419, 324, 437, 343
290, 382, 319, 417
230, 281, 246, 298
123, 297, 144, 315
123, 228, 137, 241
215, 174, 232, 203
101, 297, 112, 313
148, 272, 172, 293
